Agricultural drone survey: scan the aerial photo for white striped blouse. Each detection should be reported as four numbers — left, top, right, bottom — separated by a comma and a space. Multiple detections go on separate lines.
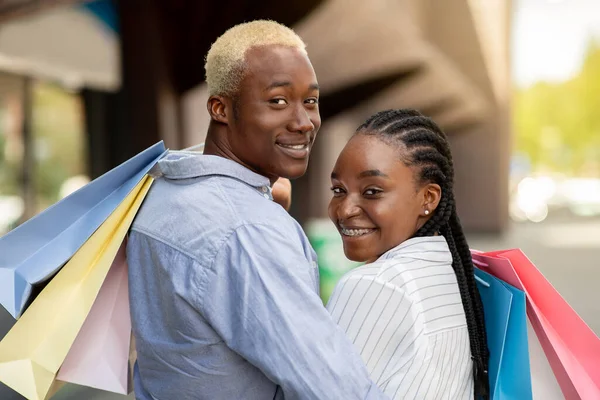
327, 236, 474, 400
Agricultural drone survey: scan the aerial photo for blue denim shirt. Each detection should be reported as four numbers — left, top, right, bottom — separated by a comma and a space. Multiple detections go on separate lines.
127, 153, 386, 400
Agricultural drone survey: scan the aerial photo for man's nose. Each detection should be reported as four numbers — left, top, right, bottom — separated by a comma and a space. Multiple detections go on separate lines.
288, 105, 314, 134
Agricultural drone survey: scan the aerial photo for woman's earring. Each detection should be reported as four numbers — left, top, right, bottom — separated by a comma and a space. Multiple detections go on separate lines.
424, 210, 430, 215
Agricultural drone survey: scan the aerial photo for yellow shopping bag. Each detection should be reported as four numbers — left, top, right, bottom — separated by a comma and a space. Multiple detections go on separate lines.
0, 176, 153, 400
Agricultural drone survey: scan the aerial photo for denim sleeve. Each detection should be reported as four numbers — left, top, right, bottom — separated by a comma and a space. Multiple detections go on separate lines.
197, 222, 388, 400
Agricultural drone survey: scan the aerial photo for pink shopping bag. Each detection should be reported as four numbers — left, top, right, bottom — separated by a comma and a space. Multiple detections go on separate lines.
56, 238, 132, 394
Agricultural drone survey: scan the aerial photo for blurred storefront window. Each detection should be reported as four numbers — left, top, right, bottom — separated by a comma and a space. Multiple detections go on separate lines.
0, 74, 88, 235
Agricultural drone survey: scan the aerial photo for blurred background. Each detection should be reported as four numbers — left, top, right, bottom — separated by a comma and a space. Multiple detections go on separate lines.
0, 0, 598, 398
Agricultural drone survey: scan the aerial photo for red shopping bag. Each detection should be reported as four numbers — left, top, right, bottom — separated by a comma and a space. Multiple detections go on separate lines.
471, 249, 600, 400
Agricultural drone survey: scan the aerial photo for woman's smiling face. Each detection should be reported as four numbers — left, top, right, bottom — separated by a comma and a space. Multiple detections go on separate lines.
328, 134, 439, 262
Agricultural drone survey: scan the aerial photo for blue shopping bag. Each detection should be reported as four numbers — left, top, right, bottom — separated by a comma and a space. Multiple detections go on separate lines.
475, 268, 533, 399
0, 141, 167, 319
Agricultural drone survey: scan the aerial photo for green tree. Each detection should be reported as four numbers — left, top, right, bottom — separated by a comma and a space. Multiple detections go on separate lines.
513, 39, 600, 176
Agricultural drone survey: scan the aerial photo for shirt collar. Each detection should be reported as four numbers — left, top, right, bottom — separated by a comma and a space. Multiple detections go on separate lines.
155, 151, 273, 199
377, 236, 452, 263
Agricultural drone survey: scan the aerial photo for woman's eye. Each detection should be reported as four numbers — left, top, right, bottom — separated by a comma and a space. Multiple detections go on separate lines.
364, 188, 382, 196
305, 98, 319, 105
270, 98, 287, 105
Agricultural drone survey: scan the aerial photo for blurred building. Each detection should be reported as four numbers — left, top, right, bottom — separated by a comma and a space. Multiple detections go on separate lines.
0, 1, 512, 398
0, 0, 511, 232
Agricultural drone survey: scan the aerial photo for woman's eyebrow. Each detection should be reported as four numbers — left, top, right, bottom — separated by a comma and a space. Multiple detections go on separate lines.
358, 169, 390, 178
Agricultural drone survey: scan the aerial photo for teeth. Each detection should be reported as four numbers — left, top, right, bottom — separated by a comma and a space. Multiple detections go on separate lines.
341, 228, 374, 237
278, 143, 307, 150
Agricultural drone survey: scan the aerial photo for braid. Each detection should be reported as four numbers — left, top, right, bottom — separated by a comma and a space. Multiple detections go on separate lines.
359, 109, 422, 131
450, 211, 490, 366
357, 109, 490, 399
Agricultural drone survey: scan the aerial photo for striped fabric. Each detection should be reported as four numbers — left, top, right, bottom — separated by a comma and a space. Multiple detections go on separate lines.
327, 236, 474, 400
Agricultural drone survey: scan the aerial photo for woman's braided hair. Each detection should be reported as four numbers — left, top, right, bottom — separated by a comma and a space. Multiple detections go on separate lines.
356, 109, 490, 399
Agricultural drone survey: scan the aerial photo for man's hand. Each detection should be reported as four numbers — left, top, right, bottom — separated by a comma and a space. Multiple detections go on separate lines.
272, 178, 292, 211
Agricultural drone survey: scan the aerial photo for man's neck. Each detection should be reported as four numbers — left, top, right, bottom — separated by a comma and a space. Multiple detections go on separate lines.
203, 127, 277, 186
202, 131, 236, 160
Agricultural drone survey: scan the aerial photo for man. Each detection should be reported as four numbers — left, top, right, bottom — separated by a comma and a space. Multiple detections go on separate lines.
127, 20, 387, 399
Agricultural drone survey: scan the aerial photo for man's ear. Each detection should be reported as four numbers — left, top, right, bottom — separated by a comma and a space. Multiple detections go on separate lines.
207, 95, 232, 125
421, 183, 442, 216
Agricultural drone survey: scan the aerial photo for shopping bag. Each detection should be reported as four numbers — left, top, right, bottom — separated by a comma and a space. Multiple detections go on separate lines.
0, 141, 166, 319
55, 237, 131, 395
527, 316, 565, 399
472, 249, 600, 400
474, 268, 532, 399
0, 176, 153, 400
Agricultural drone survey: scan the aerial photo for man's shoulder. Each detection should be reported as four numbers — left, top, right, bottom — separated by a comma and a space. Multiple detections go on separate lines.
132, 174, 306, 257
135, 174, 234, 219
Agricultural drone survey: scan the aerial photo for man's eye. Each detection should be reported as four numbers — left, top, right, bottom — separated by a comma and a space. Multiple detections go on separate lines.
306, 98, 319, 105
330, 186, 344, 195
270, 99, 287, 105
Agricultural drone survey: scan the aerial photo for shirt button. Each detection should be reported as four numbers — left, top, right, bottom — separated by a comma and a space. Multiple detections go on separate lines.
261, 186, 268, 193
263, 193, 270, 199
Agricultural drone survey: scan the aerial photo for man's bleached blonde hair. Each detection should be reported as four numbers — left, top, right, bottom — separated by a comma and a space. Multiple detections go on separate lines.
205, 20, 307, 97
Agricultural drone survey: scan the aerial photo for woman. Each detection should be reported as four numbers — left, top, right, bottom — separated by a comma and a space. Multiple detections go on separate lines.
326, 109, 489, 399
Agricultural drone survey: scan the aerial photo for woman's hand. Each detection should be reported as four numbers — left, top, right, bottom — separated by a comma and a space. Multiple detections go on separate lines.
272, 178, 292, 211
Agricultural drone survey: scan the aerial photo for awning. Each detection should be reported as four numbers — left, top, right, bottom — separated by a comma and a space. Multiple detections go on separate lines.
0, 0, 119, 90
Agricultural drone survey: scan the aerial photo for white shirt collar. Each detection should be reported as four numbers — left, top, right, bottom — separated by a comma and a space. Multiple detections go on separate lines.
377, 236, 452, 264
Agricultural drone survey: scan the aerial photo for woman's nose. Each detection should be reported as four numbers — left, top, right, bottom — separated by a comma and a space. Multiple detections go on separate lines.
338, 196, 361, 220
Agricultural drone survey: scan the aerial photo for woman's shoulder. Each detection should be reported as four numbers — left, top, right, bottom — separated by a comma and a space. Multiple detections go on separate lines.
378, 243, 453, 283
335, 259, 385, 284
333, 238, 454, 292
333, 258, 414, 297
327, 260, 426, 332
327, 260, 413, 312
